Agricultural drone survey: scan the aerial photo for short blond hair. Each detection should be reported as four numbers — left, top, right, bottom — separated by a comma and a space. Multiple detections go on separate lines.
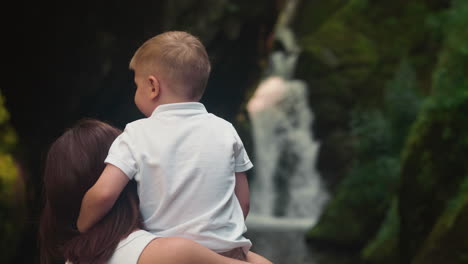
129, 31, 211, 100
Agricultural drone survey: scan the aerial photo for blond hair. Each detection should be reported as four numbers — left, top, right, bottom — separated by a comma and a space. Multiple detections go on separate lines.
129, 31, 211, 100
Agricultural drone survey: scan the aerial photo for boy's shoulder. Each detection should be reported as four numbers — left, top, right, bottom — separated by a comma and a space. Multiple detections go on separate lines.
123, 113, 237, 133
205, 113, 237, 130
207, 113, 231, 124
122, 117, 150, 132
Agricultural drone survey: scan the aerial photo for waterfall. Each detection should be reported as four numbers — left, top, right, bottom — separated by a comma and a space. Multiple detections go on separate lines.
246, 0, 329, 230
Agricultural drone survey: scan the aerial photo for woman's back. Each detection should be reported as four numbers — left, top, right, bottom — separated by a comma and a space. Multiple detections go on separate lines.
39, 119, 271, 264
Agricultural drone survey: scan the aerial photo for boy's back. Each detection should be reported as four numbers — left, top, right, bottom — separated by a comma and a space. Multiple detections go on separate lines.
77, 31, 254, 258
105, 102, 252, 253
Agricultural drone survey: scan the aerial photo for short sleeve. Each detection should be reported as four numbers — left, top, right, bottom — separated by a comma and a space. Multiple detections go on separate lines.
104, 128, 138, 179
231, 125, 253, 172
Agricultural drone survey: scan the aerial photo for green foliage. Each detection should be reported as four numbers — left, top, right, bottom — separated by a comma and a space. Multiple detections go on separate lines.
350, 110, 392, 159
361, 198, 400, 264
302, 0, 467, 262
307, 156, 399, 246
384, 59, 422, 152
294, 0, 442, 197
307, 60, 422, 246
397, 1, 468, 262
0, 96, 10, 124
0, 91, 22, 264
0, 92, 19, 197
299, 1, 380, 84
351, 59, 421, 158
347, 58, 421, 195
430, 0, 468, 101
294, 0, 352, 37
0, 96, 17, 153
399, 93, 468, 262
411, 176, 468, 264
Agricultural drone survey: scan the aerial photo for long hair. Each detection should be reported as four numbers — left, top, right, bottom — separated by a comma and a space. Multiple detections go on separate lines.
39, 119, 143, 264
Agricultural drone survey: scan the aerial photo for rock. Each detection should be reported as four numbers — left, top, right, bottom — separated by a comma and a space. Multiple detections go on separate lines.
361, 198, 400, 264
294, 0, 442, 189
398, 0, 468, 261
412, 177, 468, 264
302, 0, 450, 255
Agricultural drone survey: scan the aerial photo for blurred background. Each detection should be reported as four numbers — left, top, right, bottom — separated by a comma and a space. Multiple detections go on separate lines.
2, 0, 467, 263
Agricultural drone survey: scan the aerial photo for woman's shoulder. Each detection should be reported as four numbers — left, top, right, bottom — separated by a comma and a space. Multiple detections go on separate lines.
64, 230, 157, 264
138, 236, 211, 264
108, 230, 158, 264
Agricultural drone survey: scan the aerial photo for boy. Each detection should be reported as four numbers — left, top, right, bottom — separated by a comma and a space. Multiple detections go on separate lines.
77, 31, 253, 260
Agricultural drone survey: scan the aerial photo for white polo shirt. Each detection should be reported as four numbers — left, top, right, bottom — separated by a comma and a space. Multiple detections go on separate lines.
105, 102, 253, 254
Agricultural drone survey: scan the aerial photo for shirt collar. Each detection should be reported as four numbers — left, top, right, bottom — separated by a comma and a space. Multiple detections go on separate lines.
150, 102, 207, 117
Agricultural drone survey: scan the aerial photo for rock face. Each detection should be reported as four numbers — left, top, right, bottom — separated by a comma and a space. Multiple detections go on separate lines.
398, 1, 468, 262
301, 0, 468, 263
298, 0, 441, 245
5, 1, 279, 262
400, 102, 468, 264
411, 182, 468, 264
294, 0, 444, 189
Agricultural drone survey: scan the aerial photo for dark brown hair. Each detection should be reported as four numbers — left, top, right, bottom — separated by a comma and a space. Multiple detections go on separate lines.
39, 119, 143, 264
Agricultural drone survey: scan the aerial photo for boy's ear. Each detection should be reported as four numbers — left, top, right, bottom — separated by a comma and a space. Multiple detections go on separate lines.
148, 75, 160, 99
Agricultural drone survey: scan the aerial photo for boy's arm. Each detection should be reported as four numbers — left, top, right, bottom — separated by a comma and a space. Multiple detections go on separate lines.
77, 164, 129, 232
235, 171, 250, 220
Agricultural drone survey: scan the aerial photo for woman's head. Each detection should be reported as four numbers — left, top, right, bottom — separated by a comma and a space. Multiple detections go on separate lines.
43, 119, 120, 225
39, 119, 141, 264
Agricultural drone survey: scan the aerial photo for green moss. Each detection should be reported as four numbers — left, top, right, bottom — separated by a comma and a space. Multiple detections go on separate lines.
306, 56, 421, 249
401, 103, 468, 257
294, 0, 351, 37
299, 0, 467, 262
294, 0, 442, 198
296, 0, 440, 115
412, 176, 468, 264
398, 1, 468, 257
307, 195, 364, 246
306, 157, 399, 246
430, 0, 468, 101
361, 198, 400, 264
399, 96, 468, 261
299, 1, 379, 82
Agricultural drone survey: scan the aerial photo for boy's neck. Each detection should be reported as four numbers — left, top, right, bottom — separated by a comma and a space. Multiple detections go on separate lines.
148, 97, 200, 117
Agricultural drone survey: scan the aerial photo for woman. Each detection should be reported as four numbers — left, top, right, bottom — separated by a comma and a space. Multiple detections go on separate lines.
39, 119, 270, 264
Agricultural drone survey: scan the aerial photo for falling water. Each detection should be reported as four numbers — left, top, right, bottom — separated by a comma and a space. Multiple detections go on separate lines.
246, 0, 329, 230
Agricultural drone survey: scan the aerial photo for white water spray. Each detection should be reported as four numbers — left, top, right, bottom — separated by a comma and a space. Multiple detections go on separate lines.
246, 0, 329, 230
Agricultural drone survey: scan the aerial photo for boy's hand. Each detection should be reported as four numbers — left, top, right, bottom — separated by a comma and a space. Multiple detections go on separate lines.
77, 164, 130, 232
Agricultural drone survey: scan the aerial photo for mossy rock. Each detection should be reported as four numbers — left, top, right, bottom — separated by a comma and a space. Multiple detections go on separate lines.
398, 0, 468, 260
294, 0, 351, 37
296, 0, 436, 108
306, 157, 399, 247
411, 176, 468, 264
304, 0, 466, 262
361, 198, 400, 264
399, 96, 468, 262
294, 0, 442, 191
